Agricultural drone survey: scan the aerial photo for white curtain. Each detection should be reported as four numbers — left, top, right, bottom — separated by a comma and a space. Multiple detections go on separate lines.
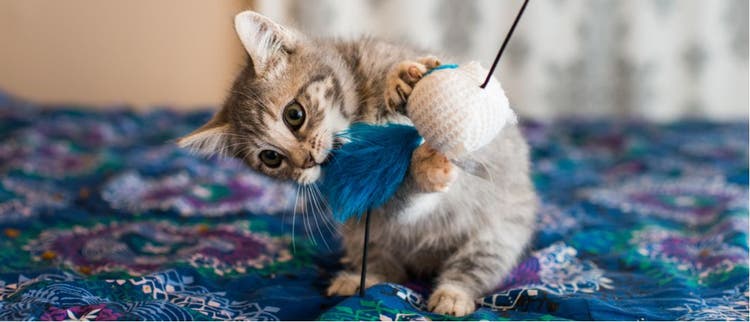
255, 0, 748, 121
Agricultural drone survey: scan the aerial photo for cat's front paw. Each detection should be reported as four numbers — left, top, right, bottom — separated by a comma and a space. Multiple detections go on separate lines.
384, 56, 441, 113
411, 143, 457, 192
428, 284, 477, 317
326, 272, 382, 296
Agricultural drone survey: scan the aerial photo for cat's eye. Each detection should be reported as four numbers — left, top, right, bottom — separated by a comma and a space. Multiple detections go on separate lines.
259, 150, 283, 168
283, 101, 306, 130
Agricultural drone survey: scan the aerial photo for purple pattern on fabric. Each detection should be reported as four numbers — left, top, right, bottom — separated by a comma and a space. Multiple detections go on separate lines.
41, 304, 121, 321
24, 222, 290, 275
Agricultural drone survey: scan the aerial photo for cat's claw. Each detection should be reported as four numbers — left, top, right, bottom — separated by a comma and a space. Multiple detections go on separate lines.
326, 272, 382, 296
385, 56, 441, 113
428, 284, 477, 317
411, 143, 457, 192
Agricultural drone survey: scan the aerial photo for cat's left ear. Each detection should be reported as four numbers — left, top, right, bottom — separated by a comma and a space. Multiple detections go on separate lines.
177, 113, 231, 156
234, 10, 299, 75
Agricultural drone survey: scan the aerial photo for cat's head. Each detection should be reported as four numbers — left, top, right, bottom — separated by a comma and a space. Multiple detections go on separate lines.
178, 11, 352, 185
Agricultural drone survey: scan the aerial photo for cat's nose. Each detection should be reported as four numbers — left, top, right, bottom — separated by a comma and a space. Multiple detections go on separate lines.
301, 152, 317, 169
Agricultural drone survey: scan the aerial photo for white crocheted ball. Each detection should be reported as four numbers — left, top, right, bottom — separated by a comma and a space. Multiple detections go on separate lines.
406, 61, 516, 159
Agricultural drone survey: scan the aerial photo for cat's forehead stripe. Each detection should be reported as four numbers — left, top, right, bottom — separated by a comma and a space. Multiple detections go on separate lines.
260, 101, 279, 120
233, 107, 268, 134
297, 74, 332, 98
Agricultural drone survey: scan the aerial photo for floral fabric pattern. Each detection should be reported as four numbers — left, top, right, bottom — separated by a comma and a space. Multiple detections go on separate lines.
0, 92, 747, 320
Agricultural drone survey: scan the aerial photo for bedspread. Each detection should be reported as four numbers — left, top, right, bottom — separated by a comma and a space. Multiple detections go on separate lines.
0, 92, 747, 320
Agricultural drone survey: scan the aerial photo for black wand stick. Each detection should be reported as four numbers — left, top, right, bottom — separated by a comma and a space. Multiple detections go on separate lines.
358, 0, 530, 298
359, 210, 371, 297
480, 0, 530, 89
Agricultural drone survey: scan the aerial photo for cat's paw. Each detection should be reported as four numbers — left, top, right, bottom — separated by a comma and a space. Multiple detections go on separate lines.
428, 284, 477, 317
411, 143, 457, 192
326, 272, 382, 296
385, 56, 441, 113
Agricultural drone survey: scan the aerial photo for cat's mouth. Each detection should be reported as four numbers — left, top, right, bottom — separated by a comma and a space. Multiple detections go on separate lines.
296, 166, 321, 185
321, 137, 344, 166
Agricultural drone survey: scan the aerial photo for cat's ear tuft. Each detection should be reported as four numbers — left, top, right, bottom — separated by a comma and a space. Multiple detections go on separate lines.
177, 117, 232, 157
234, 10, 298, 75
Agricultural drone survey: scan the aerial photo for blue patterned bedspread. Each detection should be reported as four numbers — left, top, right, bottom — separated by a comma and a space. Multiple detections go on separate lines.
0, 92, 747, 320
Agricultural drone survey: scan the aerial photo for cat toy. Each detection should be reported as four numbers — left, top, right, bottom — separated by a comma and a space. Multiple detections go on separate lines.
319, 0, 530, 297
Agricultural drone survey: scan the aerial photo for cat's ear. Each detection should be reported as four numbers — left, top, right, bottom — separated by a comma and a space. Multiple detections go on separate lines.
234, 10, 299, 75
177, 114, 231, 157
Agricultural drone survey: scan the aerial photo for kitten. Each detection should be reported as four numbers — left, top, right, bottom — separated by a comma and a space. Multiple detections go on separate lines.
178, 11, 537, 317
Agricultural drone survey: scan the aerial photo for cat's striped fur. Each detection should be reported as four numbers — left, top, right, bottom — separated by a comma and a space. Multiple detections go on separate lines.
178, 11, 537, 317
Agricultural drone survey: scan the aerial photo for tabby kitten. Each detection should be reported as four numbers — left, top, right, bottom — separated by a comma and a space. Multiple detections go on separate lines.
178, 11, 537, 317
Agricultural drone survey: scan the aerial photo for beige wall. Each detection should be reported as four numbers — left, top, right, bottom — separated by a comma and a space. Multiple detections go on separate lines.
0, 0, 251, 110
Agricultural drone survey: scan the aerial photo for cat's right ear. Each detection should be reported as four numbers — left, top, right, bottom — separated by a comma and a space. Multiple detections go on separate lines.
177, 114, 231, 157
234, 11, 299, 76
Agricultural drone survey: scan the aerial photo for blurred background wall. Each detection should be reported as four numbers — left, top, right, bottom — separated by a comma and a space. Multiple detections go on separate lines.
0, 0, 250, 109
257, 0, 749, 121
1, 0, 747, 121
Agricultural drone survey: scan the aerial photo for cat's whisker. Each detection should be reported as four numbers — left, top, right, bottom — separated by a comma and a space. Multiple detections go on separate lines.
299, 185, 309, 245
221, 141, 245, 149
301, 185, 317, 247
238, 143, 258, 161
202, 139, 252, 159
238, 146, 253, 161
217, 133, 250, 139
291, 183, 300, 253
311, 183, 341, 235
318, 203, 343, 237
309, 183, 338, 238
323, 149, 340, 165
214, 135, 249, 148
306, 187, 324, 248
236, 142, 257, 161
302, 185, 318, 246
477, 158, 495, 185
231, 90, 274, 111
337, 133, 376, 146
307, 185, 332, 251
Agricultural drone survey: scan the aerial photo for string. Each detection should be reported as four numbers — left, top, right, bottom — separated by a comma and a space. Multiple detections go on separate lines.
358, 0, 530, 298
359, 209, 371, 297
480, 0, 531, 89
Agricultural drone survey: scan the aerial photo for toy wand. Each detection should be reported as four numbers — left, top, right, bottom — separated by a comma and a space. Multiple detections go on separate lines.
359, 209, 372, 297
358, 0, 530, 297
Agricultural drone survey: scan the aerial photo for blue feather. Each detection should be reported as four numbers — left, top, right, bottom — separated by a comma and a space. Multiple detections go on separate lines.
319, 123, 422, 222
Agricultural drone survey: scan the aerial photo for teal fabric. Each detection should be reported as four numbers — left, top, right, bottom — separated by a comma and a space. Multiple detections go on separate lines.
0, 91, 747, 320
